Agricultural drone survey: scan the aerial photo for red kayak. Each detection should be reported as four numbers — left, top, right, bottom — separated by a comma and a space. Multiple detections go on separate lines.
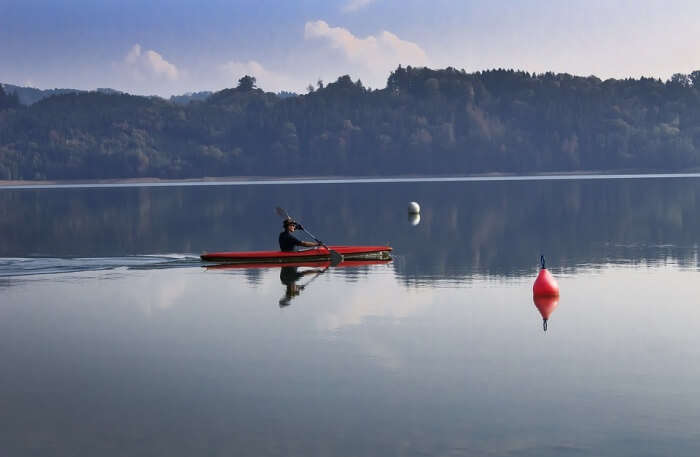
205, 258, 392, 270
200, 245, 392, 263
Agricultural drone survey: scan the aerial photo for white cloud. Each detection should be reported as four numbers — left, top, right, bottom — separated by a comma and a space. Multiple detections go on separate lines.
220, 60, 297, 92
304, 20, 429, 75
342, 0, 376, 13
123, 44, 179, 81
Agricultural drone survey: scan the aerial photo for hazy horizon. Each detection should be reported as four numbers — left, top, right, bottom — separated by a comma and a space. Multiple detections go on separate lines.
0, 65, 684, 100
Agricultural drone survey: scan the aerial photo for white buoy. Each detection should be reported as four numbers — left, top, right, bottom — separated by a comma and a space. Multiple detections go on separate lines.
408, 201, 420, 214
408, 213, 421, 226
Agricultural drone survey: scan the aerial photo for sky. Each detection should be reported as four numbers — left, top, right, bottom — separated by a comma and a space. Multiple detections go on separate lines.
2, 0, 700, 97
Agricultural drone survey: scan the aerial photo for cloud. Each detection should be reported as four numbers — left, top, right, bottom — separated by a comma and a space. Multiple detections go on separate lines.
123, 44, 179, 81
342, 0, 376, 13
304, 20, 429, 72
220, 60, 297, 92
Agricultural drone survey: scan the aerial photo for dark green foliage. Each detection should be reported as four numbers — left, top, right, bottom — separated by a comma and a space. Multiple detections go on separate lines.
0, 85, 20, 110
1, 84, 82, 105
2, 66, 700, 180
169, 91, 213, 105
277, 91, 298, 99
237, 75, 257, 91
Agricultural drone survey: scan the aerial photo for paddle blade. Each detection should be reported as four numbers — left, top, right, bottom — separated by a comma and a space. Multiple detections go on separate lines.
275, 207, 290, 220
329, 250, 344, 267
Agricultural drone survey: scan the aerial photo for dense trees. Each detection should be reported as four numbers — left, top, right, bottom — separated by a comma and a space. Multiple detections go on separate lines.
2, 67, 700, 180
0, 85, 19, 110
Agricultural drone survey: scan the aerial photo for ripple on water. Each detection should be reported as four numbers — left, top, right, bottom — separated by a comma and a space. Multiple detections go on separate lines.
0, 255, 202, 278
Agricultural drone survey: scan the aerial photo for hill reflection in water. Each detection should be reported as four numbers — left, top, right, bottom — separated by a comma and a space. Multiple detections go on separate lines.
2, 176, 700, 280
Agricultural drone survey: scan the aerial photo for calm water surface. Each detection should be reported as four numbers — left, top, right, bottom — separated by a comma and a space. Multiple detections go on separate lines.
1, 176, 700, 456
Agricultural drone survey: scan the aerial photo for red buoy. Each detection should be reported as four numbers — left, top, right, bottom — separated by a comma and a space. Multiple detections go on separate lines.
533, 255, 559, 297
533, 256, 560, 331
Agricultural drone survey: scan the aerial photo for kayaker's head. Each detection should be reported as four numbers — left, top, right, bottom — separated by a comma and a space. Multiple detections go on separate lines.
283, 218, 296, 231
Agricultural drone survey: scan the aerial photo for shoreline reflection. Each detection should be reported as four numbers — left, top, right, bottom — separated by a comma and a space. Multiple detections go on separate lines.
4, 179, 700, 280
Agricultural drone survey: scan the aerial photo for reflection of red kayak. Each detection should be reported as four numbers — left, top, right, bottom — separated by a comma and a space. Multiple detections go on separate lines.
205, 258, 392, 270
200, 246, 392, 263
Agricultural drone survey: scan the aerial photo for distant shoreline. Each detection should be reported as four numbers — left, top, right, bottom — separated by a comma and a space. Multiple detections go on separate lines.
5, 69, 700, 187
0, 176, 285, 187
3, 171, 700, 189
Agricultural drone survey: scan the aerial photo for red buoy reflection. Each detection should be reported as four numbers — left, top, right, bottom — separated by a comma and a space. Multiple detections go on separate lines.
533, 295, 559, 331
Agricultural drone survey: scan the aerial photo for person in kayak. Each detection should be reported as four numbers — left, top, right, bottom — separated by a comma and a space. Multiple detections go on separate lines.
279, 219, 321, 252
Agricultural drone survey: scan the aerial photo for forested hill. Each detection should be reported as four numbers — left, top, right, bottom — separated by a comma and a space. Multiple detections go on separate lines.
2, 67, 700, 181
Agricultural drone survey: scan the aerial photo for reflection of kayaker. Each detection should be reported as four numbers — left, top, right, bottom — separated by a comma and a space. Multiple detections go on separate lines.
278, 266, 324, 307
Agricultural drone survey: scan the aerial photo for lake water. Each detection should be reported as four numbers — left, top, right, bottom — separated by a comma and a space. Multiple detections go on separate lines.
1, 176, 700, 456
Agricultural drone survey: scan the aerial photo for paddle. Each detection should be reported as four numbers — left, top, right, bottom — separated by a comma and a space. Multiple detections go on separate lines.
275, 206, 344, 266
300, 265, 331, 289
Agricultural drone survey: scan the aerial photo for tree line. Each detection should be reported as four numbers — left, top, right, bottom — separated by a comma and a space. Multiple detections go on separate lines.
2, 67, 700, 180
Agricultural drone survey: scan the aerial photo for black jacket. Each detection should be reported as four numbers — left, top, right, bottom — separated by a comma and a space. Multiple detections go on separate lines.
279, 230, 303, 251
